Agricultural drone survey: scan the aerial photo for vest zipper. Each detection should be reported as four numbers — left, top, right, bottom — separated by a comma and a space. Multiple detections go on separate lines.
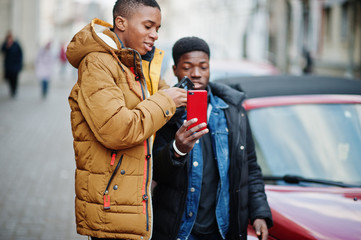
148, 62, 153, 94
103, 154, 123, 210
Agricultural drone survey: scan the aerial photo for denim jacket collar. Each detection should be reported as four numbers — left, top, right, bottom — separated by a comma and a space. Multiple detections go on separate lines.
207, 85, 228, 110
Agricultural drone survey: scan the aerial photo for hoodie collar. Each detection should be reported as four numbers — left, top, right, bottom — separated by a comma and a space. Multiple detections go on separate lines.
112, 29, 125, 48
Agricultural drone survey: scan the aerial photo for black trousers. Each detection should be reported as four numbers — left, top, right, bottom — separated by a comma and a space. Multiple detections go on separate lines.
5, 71, 19, 98
189, 231, 223, 240
91, 237, 125, 240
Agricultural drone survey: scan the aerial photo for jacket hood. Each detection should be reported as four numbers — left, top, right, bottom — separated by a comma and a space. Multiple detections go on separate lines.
209, 82, 246, 107
66, 18, 121, 69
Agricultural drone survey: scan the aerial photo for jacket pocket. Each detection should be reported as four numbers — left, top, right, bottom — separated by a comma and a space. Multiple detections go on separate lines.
103, 154, 123, 210
103, 153, 143, 211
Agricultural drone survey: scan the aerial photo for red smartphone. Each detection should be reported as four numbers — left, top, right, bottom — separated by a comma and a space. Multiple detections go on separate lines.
187, 90, 207, 131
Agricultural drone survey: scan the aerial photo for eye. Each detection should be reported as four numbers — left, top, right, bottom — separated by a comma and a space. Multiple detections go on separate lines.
145, 25, 151, 29
200, 65, 209, 70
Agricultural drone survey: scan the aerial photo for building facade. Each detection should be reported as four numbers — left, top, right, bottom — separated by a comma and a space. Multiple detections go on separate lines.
1, 0, 360, 80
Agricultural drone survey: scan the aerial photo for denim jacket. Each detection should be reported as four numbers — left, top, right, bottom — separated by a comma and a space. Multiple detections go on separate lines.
177, 88, 230, 240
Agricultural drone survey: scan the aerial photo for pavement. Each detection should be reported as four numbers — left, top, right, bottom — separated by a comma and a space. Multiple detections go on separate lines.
0, 68, 86, 240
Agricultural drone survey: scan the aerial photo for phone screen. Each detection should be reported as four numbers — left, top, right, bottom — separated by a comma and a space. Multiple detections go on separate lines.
186, 90, 207, 131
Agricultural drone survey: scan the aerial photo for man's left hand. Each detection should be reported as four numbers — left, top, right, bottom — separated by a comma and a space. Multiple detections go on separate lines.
253, 219, 268, 240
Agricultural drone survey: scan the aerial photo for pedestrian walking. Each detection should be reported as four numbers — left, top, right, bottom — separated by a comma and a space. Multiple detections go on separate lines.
35, 41, 55, 98
66, 0, 187, 239
1, 31, 23, 98
59, 42, 68, 76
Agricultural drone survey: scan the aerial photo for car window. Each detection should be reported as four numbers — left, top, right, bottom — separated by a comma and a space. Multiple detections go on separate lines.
249, 103, 361, 185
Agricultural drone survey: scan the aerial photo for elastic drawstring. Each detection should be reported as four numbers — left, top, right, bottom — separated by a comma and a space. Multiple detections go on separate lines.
110, 49, 125, 73
133, 51, 140, 81
109, 49, 142, 99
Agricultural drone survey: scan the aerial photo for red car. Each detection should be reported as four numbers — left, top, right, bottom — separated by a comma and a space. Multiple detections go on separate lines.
219, 75, 361, 240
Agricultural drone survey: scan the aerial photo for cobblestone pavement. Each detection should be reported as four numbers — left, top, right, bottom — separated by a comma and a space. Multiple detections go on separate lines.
0, 72, 86, 240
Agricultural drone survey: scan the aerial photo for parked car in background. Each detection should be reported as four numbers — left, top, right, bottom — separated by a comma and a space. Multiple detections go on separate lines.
209, 59, 279, 81
218, 75, 361, 240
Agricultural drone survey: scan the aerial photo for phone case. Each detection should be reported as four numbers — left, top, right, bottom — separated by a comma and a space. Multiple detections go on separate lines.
173, 76, 194, 90
187, 90, 208, 131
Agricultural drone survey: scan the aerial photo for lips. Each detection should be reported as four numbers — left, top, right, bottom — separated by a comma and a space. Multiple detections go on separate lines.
192, 82, 203, 90
189, 79, 207, 90
144, 42, 153, 52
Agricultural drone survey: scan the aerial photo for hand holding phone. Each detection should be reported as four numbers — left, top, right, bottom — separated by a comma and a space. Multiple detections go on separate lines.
187, 90, 207, 131
173, 76, 194, 90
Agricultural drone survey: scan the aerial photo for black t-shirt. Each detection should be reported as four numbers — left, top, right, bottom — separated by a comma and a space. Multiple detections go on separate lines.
192, 131, 220, 235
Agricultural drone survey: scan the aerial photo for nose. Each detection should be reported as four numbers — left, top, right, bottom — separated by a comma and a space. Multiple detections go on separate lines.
150, 29, 158, 41
190, 67, 201, 78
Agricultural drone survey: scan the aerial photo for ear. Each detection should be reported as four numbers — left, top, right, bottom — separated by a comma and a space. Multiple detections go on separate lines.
114, 16, 127, 32
172, 65, 177, 75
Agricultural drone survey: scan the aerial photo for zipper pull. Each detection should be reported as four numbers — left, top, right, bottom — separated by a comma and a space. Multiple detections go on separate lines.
103, 191, 110, 210
110, 151, 116, 166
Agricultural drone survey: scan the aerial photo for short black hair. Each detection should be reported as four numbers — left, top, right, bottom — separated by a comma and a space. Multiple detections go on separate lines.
113, 0, 161, 25
172, 36, 210, 66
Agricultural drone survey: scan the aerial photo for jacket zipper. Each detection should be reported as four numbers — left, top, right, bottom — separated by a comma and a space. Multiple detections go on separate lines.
226, 107, 242, 237
142, 141, 151, 231
134, 51, 151, 231
103, 154, 123, 210
138, 79, 151, 231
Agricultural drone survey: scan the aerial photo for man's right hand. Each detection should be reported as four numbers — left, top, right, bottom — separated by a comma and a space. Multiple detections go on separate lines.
173, 118, 209, 157
162, 87, 187, 108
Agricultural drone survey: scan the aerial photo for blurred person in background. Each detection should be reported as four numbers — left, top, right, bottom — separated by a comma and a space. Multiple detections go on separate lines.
302, 47, 313, 74
1, 31, 23, 98
66, 0, 186, 239
35, 41, 55, 99
152, 36, 273, 240
59, 42, 68, 77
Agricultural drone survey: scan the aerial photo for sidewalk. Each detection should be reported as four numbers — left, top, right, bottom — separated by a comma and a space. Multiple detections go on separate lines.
0, 69, 85, 240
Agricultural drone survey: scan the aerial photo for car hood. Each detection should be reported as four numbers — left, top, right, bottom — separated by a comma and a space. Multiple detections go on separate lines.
265, 185, 361, 240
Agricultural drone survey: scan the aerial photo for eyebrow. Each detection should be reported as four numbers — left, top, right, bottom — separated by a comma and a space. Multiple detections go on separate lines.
183, 61, 208, 64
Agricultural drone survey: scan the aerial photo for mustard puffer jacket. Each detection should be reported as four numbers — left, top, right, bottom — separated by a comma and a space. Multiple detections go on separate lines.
67, 18, 176, 240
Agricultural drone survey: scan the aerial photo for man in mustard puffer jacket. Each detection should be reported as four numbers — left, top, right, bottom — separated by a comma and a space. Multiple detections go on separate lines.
67, 0, 186, 239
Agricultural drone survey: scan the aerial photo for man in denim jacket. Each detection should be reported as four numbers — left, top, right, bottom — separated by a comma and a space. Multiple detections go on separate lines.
152, 37, 273, 240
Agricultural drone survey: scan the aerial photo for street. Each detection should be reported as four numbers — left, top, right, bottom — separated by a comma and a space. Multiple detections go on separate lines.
0, 71, 85, 240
